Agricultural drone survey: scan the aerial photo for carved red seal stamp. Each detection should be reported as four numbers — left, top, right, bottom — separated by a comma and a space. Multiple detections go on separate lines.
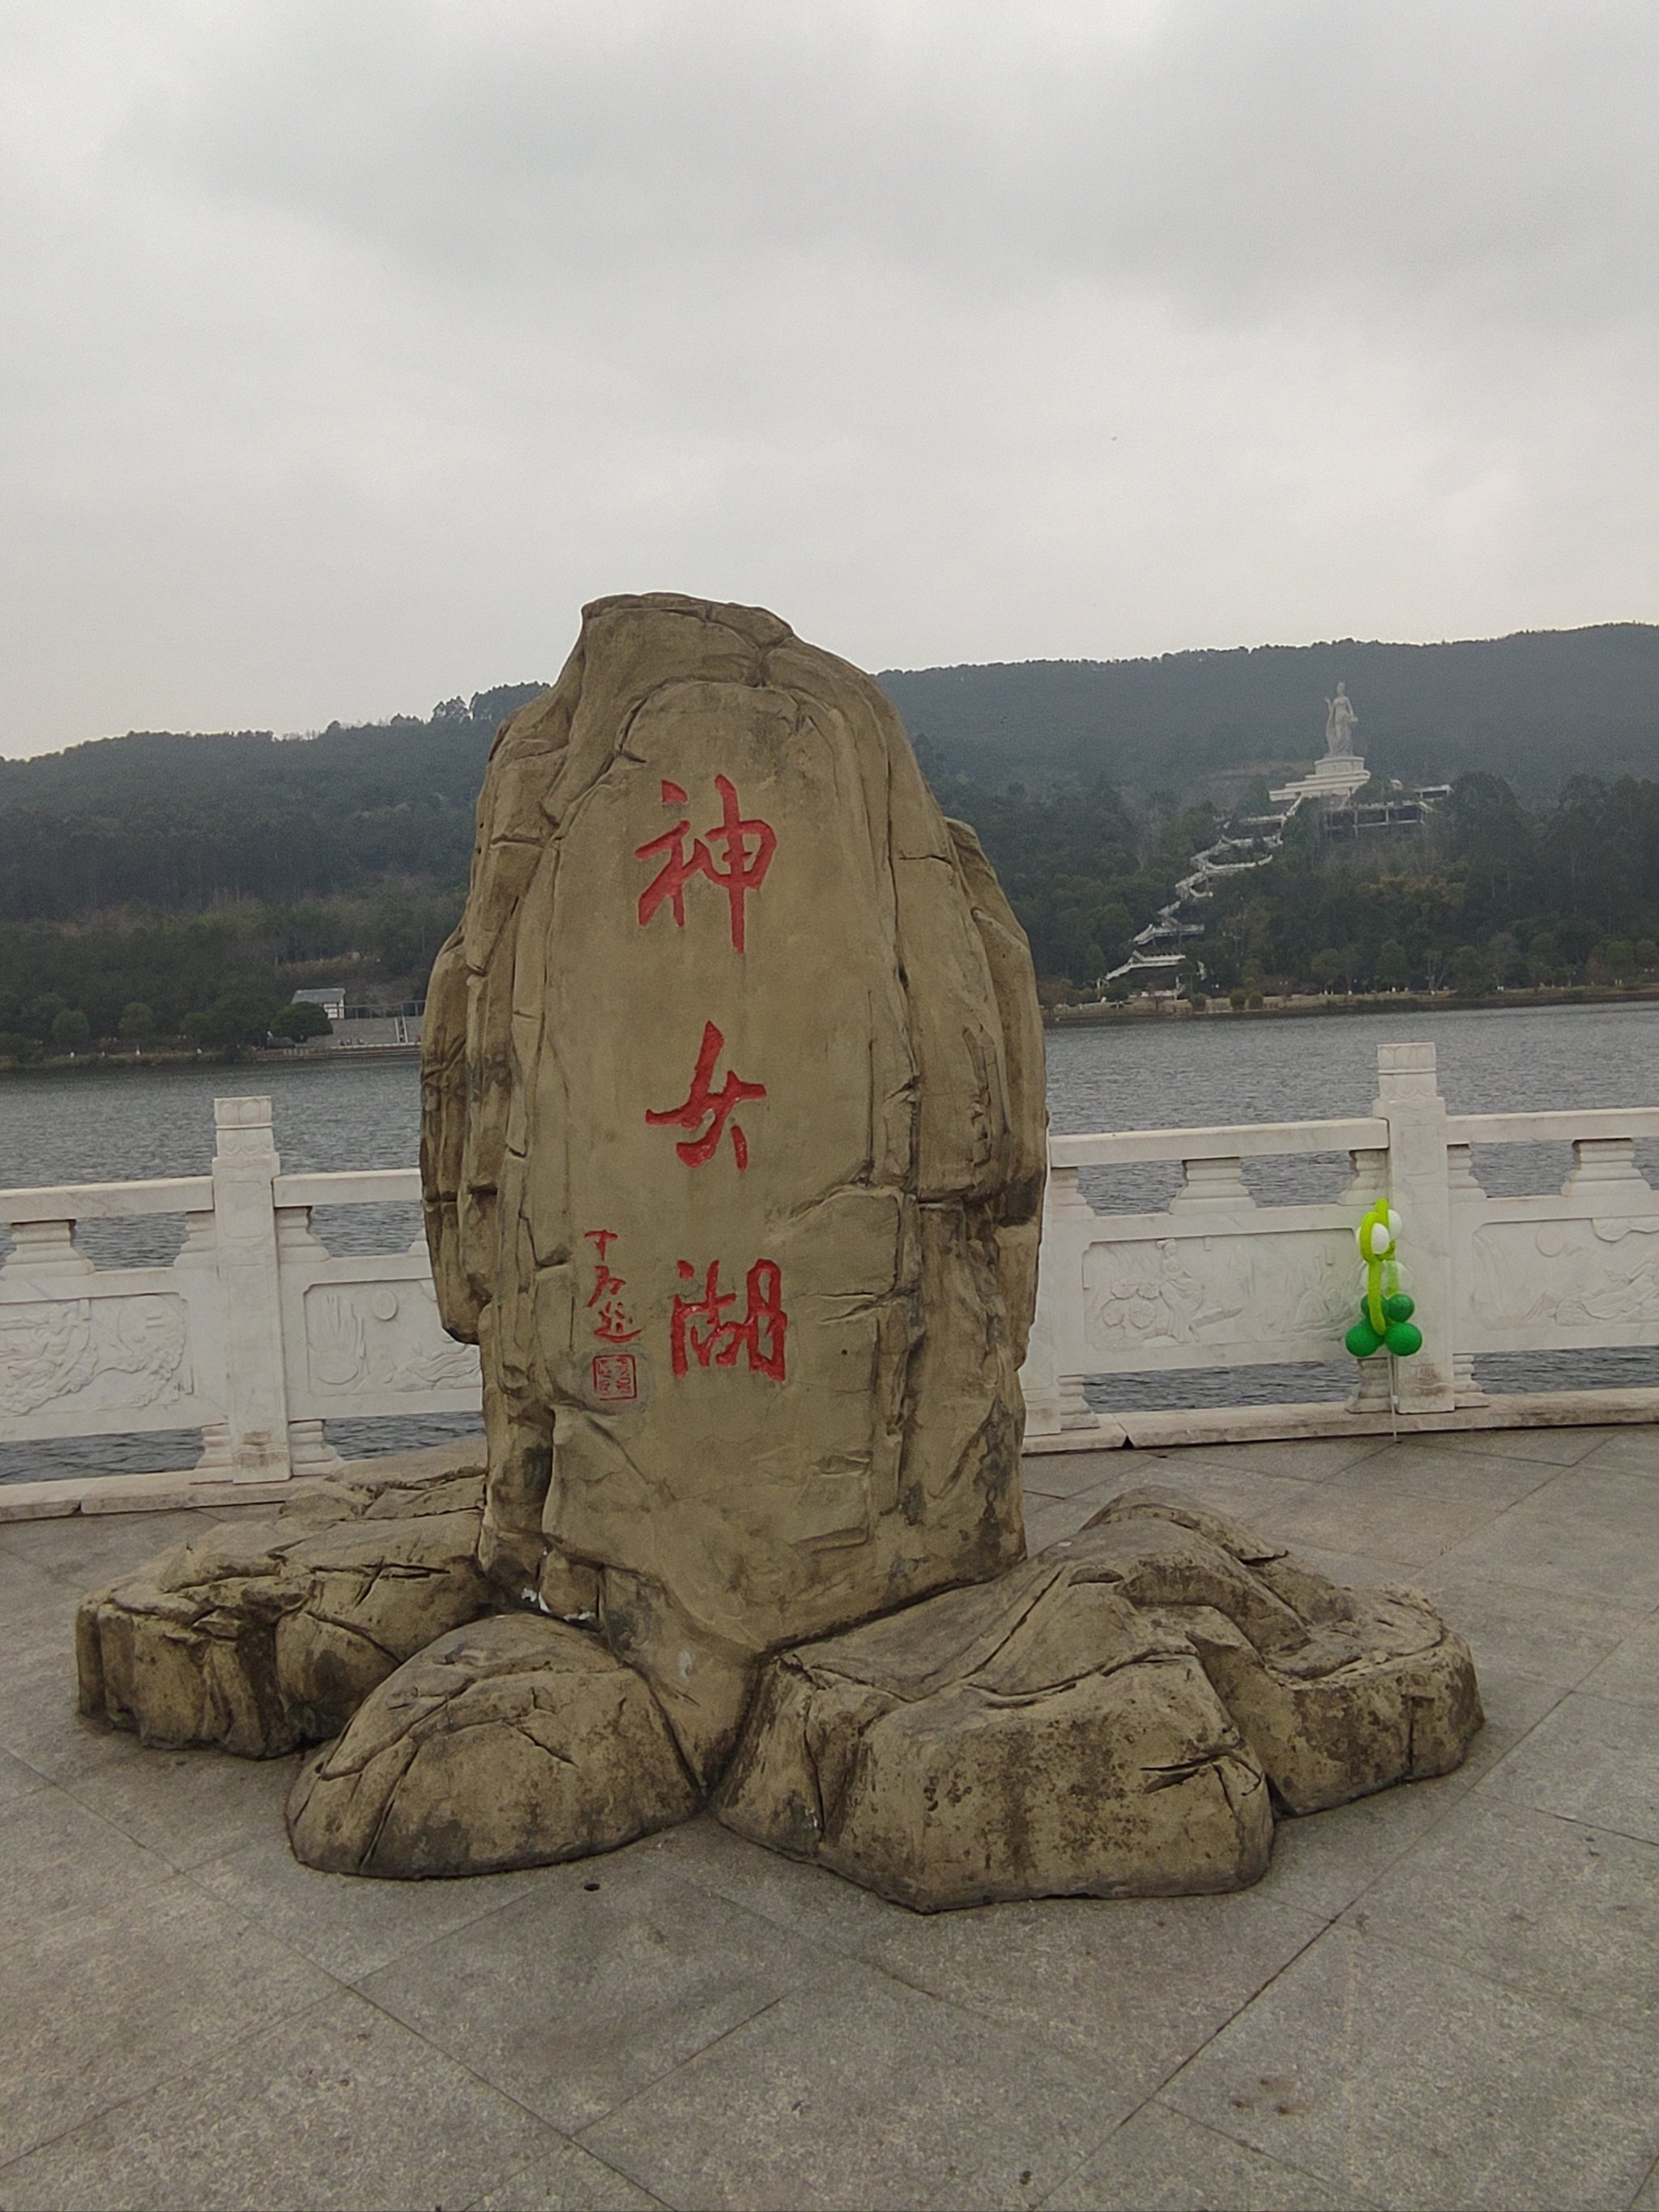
590, 1352, 639, 1404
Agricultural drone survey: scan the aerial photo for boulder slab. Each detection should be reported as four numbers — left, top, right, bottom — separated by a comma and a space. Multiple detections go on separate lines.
75, 1468, 489, 1755
286, 1613, 697, 1877
714, 1488, 1482, 1909
420, 593, 1045, 1779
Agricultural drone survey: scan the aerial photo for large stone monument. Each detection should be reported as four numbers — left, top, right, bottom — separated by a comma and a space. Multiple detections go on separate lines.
1270, 680, 1373, 808
76, 595, 1481, 1906
1324, 681, 1360, 756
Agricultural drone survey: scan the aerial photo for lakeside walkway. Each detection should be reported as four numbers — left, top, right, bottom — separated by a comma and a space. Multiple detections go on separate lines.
2, 1427, 1657, 2211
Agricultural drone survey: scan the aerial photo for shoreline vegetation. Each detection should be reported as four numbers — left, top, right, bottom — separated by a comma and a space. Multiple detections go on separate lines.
1048, 982, 1659, 1026
0, 985, 1654, 1079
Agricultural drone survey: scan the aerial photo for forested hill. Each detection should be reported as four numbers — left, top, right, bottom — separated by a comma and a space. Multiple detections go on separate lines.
880, 623, 1659, 795
5, 623, 1656, 922
0, 684, 545, 919
4, 637, 1659, 1051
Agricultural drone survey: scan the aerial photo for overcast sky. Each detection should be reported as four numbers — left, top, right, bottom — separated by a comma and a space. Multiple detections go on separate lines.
2, 0, 1655, 758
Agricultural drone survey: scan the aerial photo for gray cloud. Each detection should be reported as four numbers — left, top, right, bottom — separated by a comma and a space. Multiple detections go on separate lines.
2, 0, 1655, 755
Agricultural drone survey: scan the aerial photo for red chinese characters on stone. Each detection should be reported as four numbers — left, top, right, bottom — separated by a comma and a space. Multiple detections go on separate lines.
670, 1258, 788, 1382
583, 1229, 640, 1345
646, 1021, 766, 1169
635, 776, 777, 954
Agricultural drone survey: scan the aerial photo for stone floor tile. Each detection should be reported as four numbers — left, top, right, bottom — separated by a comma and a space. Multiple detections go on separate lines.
1148, 1437, 1392, 1484
0, 1640, 147, 1784
1522, 1460, 1659, 1529
0, 1745, 49, 1810
1315, 1443, 1560, 1512
1406, 1566, 1648, 1690
1252, 1543, 1407, 1592
0, 1875, 336, 2166
1252, 1775, 1467, 1924
188, 1825, 549, 1983
1478, 1690, 1659, 1845
1073, 1461, 1309, 1531
0, 1988, 557, 2212
1575, 1429, 1659, 1480
0, 1548, 72, 1639
0, 1602, 76, 1673
1046, 2099, 1374, 2211
468, 2142, 670, 2210
1634, 2155, 1659, 2212
1020, 1448, 1137, 1499
1219, 1480, 1499, 1571
631, 1811, 915, 1958
854, 1886, 1324, 2086
1452, 1665, 1568, 1781
1579, 1613, 1659, 1711
1021, 1466, 1299, 1553
1423, 1497, 1659, 1612
0, 1507, 204, 1588
1162, 1923, 1659, 2211
1203, 1666, 1555, 1933
1429, 1426, 1617, 1468
359, 1849, 832, 2134
0, 1783, 174, 1948
579, 1959, 1121, 2212
1351, 1795, 1659, 2033
2, 1430, 1653, 2212
65, 1743, 301, 1872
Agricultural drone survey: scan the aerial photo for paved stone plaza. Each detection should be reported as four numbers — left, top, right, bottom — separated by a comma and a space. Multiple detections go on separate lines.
2, 1426, 1657, 2212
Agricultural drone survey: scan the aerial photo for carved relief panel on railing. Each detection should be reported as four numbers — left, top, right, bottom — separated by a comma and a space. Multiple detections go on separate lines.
1470, 1217, 1659, 1345
1458, 1124, 1659, 1354
302, 1281, 480, 1402
1082, 1224, 1356, 1368
0, 1293, 194, 1420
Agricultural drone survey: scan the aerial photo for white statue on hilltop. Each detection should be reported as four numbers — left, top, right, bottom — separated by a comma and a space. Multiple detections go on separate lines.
1324, 682, 1359, 757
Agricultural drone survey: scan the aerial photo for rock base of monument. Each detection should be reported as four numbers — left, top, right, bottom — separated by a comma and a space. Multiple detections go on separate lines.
715, 1488, 1479, 1908
75, 1467, 491, 1759
286, 1613, 699, 1878
75, 1476, 1481, 1907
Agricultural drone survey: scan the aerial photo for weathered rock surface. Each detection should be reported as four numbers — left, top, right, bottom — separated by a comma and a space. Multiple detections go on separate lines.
70, 595, 1486, 1907
75, 1468, 489, 1756
714, 1488, 1482, 1909
286, 1613, 698, 1877
420, 593, 1046, 1781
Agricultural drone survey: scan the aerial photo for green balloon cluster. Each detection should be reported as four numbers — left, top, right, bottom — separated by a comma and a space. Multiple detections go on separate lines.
1345, 1290, 1422, 1362
1346, 1199, 1425, 1361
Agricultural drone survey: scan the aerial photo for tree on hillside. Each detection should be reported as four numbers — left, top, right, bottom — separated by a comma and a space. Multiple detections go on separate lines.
1448, 945, 1487, 995
271, 1000, 331, 1042
1486, 931, 1522, 990
185, 983, 284, 1054
1375, 939, 1410, 991
1311, 948, 1343, 995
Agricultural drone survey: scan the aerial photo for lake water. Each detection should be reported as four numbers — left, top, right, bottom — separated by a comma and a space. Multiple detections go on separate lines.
4, 1004, 1657, 1477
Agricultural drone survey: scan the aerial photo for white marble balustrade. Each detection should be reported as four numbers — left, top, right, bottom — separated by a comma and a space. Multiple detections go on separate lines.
0, 1096, 479, 1492
1021, 1040, 1659, 1448
2, 1043, 1657, 1502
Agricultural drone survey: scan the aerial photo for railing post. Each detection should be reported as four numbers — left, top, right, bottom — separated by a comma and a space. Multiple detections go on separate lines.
1374, 1043, 1456, 1414
1446, 1143, 1489, 1407
1022, 1161, 1102, 1437
209, 1096, 294, 1481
